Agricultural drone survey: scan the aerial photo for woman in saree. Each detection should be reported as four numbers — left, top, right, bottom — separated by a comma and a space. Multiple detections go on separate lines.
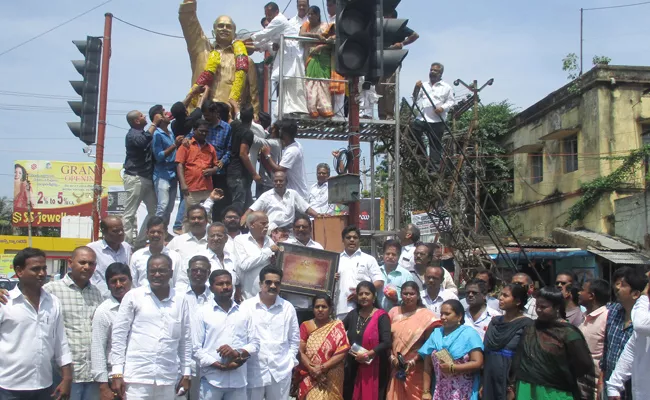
482, 283, 533, 400
299, 6, 334, 118
387, 281, 441, 400
343, 281, 392, 400
418, 299, 484, 400
296, 294, 350, 400
508, 286, 596, 400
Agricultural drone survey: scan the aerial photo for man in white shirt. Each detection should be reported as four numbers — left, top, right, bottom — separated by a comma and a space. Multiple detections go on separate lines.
397, 223, 420, 270
411, 62, 454, 165
110, 254, 192, 400
244, 171, 318, 231
463, 278, 499, 340
87, 216, 132, 298
283, 215, 324, 314
130, 216, 184, 290
200, 222, 242, 302
409, 243, 458, 295
422, 265, 458, 318
167, 203, 209, 290
91, 262, 132, 400
606, 273, 650, 400
308, 163, 332, 214
379, 240, 414, 311
0, 248, 72, 400
183, 255, 214, 400
234, 212, 279, 300
257, 120, 282, 197
461, 268, 502, 313
261, 120, 309, 200
336, 225, 384, 320
288, 0, 309, 31
193, 270, 259, 400
251, 2, 308, 117
512, 272, 537, 320
240, 266, 299, 400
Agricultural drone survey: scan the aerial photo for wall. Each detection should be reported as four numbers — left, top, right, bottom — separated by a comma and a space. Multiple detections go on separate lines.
504, 66, 650, 238
615, 191, 650, 247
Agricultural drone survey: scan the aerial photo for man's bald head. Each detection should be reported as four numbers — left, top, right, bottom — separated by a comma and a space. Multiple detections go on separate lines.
126, 110, 146, 129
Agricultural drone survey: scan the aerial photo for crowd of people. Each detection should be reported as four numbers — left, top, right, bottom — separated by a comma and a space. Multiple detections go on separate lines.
1, 213, 649, 400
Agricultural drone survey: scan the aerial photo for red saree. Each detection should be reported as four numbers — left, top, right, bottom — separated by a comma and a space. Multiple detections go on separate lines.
297, 319, 350, 400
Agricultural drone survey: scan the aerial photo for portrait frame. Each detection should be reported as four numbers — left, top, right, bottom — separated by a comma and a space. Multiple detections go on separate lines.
277, 243, 339, 298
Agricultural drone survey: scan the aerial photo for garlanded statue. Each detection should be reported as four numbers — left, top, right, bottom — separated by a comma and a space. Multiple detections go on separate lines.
179, 0, 260, 117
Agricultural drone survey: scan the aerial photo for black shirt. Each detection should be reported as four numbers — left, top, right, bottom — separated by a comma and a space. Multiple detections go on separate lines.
171, 108, 202, 138
227, 120, 254, 179
123, 128, 153, 178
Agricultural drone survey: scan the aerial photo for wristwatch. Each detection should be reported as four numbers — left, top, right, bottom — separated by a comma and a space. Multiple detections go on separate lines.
265, 154, 271, 160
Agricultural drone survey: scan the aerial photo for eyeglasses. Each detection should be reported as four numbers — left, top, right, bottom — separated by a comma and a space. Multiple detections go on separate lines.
264, 280, 281, 287
555, 281, 570, 286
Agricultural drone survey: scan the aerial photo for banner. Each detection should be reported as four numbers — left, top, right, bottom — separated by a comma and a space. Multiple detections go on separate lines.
410, 211, 451, 236
12, 160, 124, 227
0, 254, 15, 278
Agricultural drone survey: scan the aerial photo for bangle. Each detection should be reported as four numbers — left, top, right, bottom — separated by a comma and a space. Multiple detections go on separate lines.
111, 374, 123, 379
450, 364, 455, 374
423, 389, 431, 394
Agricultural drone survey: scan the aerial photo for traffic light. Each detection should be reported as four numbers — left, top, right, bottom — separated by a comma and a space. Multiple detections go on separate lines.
67, 36, 102, 145
335, 0, 374, 76
367, 0, 409, 82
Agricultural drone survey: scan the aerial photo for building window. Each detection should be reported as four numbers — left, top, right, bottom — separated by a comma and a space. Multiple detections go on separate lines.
562, 134, 578, 173
530, 152, 543, 184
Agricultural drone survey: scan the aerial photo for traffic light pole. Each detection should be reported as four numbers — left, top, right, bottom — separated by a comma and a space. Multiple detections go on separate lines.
92, 13, 112, 241
348, 77, 360, 227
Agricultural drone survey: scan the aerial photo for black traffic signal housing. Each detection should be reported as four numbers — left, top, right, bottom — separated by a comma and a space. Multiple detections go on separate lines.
67, 36, 102, 145
335, 0, 375, 76
367, 0, 409, 83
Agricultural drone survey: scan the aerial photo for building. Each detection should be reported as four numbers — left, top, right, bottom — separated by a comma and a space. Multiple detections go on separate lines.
504, 66, 650, 238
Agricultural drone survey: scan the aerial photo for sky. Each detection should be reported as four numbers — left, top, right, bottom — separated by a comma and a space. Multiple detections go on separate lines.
1, 0, 650, 200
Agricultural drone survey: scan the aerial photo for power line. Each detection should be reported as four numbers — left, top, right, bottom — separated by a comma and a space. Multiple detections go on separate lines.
0, 89, 176, 106
0, 0, 113, 58
584, 1, 650, 11
112, 16, 184, 39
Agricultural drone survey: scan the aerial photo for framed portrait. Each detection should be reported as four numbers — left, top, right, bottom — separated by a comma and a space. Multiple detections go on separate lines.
277, 243, 339, 297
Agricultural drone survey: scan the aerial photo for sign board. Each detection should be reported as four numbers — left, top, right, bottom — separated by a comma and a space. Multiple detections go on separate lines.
12, 160, 124, 227
0, 254, 15, 278
410, 211, 451, 236
359, 198, 385, 231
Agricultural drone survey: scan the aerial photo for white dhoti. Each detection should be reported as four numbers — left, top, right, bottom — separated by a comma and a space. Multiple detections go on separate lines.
271, 38, 308, 118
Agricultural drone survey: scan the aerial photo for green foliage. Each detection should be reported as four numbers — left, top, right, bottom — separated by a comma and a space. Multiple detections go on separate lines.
592, 55, 611, 66
456, 101, 517, 213
564, 145, 650, 226
0, 197, 13, 235
563, 53, 579, 80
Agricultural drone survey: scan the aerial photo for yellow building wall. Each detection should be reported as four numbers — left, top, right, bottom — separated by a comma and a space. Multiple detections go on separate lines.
508, 84, 650, 238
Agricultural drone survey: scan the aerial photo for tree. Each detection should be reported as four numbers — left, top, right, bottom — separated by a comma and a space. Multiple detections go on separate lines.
563, 53, 579, 80
0, 197, 13, 235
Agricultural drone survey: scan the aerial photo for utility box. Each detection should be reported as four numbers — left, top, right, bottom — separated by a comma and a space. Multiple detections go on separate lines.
328, 174, 361, 204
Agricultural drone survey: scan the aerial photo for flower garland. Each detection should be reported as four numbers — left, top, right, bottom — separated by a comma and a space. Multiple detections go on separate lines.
186, 40, 249, 109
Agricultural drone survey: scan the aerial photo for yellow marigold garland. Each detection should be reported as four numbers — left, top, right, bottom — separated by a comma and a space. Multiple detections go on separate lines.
229, 40, 249, 102
187, 50, 221, 109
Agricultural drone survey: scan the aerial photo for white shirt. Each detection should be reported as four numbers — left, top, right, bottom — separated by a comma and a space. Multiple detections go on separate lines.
461, 296, 503, 315
87, 240, 132, 297
308, 182, 330, 214
240, 295, 299, 388
260, 138, 282, 188
408, 265, 458, 296
524, 297, 538, 320
250, 188, 310, 231
110, 286, 193, 384
129, 247, 184, 290
282, 237, 324, 309
199, 247, 240, 286
250, 122, 267, 177
279, 141, 309, 200
234, 233, 275, 300
398, 244, 415, 270
421, 288, 459, 318
91, 296, 120, 383
415, 80, 455, 123
0, 287, 72, 391
288, 14, 308, 32
464, 306, 500, 340
607, 295, 650, 399
193, 300, 259, 389
336, 249, 384, 317
166, 231, 209, 290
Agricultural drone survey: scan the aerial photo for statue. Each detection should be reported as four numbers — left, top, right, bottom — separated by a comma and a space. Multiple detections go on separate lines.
179, 0, 260, 117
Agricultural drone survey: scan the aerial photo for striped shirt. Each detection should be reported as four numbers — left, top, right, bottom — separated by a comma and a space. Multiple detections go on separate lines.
44, 274, 103, 383
601, 302, 633, 399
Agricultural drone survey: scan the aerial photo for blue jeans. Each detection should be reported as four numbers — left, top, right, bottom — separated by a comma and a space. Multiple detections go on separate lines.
174, 194, 185, 231
0, 387, 50, 400
69, 382, 99, 400
154, 176, 177, 226
227, 175, 252, 213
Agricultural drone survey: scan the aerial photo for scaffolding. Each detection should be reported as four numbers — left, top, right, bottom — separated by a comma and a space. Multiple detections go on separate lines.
268, 34, 533, 281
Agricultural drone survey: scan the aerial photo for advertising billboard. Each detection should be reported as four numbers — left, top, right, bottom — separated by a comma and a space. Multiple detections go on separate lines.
12, 160, 124, 227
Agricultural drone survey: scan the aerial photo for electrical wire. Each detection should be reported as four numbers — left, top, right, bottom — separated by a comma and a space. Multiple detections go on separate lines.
112, 16, 184, 39
584, 1, 650, 11
0, 0, 113, 58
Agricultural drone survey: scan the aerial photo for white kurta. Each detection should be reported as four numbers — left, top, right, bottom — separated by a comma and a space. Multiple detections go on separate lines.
252, 13, 308, 116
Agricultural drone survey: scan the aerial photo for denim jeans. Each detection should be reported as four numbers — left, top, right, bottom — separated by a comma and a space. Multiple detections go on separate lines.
154, 176, 177, 227
0, 387, 51, 400
69, 382, 99, 400
227, 175, 252, 213
173, 196, 185, 231
122, 174, 157, 247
